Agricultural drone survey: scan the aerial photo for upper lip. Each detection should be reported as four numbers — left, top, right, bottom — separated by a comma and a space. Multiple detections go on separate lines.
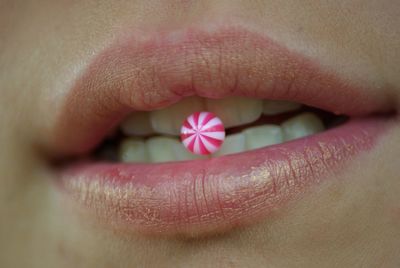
51, 26, 392, 157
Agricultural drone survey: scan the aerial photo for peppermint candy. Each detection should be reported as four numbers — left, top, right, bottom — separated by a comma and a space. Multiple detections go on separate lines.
180, 111, 225, 155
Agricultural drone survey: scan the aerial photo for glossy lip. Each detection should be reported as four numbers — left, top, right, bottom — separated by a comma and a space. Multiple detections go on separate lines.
54, 26, 394, 237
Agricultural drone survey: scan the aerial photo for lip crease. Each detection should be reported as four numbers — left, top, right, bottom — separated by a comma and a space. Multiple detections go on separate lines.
53, 26, 394, 237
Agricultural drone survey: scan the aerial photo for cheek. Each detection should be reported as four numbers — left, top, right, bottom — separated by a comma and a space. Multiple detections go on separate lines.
389, 207, 400, 225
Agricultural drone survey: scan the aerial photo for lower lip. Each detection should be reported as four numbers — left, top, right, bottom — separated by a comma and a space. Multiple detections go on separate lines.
58, 117, 390, 236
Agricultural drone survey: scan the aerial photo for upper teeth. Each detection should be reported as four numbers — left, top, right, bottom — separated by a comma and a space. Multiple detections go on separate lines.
149, 97, 205, 136
120, 112, 154, 136
205, 97, 263, 129
117, 98, 325, 163
121, 97, 301, 136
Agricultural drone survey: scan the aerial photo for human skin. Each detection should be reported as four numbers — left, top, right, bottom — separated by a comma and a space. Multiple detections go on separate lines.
0, 0, 400, 267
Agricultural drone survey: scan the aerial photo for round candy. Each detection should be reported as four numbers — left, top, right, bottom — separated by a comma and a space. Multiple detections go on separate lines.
181, 111, 225, 155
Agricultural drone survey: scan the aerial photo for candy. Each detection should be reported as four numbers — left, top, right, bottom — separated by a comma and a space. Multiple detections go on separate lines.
180, 111, 225, 155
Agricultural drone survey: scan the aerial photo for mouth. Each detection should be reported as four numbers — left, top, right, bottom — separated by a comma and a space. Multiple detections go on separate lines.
52, 26, 396, 237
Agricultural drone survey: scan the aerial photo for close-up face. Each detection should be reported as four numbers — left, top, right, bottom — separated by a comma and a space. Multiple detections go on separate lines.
1, 1, 400, 267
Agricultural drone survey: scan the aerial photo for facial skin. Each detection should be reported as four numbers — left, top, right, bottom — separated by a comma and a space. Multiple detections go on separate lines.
1, 1, 400, 267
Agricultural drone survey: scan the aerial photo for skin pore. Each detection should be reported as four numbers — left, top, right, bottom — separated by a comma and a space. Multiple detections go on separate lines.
1, 1, 400, 267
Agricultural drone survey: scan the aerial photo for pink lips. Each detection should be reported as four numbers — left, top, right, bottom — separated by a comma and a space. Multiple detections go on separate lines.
61, 118, 389, 235
53, 26, 394, 236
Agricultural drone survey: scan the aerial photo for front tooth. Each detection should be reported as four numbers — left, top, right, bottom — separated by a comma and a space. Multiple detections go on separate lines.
146, 136, 206, 163
150, 97, 205, 135
281, 112, 325, 141
206, 97, 262, 128
243, 125, 283, 150
214, 133, 246, 157
118, 138, 148, 163
262, 100, 301, 115
120, 112, 154, 136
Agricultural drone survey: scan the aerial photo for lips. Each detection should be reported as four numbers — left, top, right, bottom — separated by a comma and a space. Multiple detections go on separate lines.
53, 26, 395, 236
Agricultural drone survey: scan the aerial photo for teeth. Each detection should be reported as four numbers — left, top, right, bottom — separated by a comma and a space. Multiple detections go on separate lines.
119, 138, 148, 163
206, 97, 262, 128
214, 133, 246, 157
146, 137, 178, 163
115, 98, 328, 163
281, 112, 325, 141
243, 125, 283, 150
150, 97, 205, 135
120, 112, 154, 136
262, 100, 301, 115
146, 136, 206, 163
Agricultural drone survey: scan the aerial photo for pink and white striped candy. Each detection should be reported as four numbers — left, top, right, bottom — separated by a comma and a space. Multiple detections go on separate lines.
180, 111, 225, 155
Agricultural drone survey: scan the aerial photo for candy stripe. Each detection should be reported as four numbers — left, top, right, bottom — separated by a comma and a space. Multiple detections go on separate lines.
181, 133, 195, 142
198, 135, 210, 154
198, 112, 208, 126
193, 136, 201, 154
200, 117, 222, 130
200, 112, 216, 126
201, 124, 225, 132
181, 126, 196, 134
201, 135, 218, 153
201, 134, 224, 148
200, 131, 225, 140
187, 115, 196, 130
182, 120, 193, 130
182, 134, 196, 149
193, 112, 200, 127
